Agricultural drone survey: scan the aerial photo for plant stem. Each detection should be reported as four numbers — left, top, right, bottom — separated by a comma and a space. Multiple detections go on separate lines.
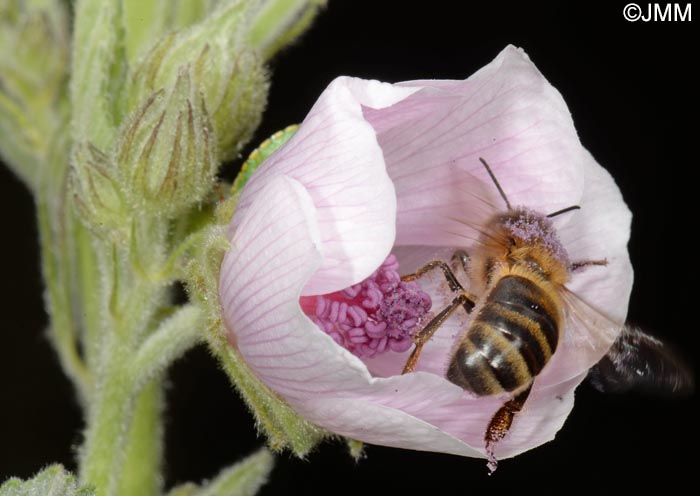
116, 378, 163, 496
79, 338, 138, 496
77, 234, 169, 496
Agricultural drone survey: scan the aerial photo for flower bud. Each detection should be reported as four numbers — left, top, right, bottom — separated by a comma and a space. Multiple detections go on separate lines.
127, 2, 268, 162
0, 0, 69, 106
116, 68, 216, 218
0, 0, 69, 186
70, 142, 129, 238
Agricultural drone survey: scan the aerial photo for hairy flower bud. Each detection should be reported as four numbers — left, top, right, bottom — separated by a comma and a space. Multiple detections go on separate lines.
127, 2, 267, 161
116, 69, 216, 218
70, 143, 129, 238
0, 0, 69, 186
0, 0, 69, 106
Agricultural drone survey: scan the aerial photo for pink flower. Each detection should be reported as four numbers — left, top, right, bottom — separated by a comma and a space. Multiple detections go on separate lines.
218, 46, 632, 461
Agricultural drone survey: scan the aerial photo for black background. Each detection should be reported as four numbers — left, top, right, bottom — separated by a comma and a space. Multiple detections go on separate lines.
1, 1, 696, 494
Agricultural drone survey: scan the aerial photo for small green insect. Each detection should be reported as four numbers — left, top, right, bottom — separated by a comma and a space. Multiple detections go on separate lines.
231, 124, 299, 195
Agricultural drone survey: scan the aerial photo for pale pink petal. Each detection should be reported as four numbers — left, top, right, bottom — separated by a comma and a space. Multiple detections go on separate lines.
231, 78, 419, 295
412, 373, 586, 460
220, 175, 483, 456
362, 45, 585, 247
558, 149, 633, 324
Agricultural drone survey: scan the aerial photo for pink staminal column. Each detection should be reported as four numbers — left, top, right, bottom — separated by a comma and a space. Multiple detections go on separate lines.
301, 255, 432, 358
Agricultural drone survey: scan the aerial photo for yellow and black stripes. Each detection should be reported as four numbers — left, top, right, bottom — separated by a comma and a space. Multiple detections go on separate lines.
446, 275, 562, 395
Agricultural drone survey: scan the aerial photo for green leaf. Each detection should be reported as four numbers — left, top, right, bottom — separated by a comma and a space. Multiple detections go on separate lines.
166, 448, 274, 496
0, 465, 94, 496
249, 0, 327, 61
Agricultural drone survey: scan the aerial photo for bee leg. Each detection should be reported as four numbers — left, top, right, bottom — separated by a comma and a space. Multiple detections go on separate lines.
401, 260, 465, 292
484, 384, 533, 474
451, 249, 470, 274
402, 259, 478, 309
569, 258, 608, 272
402, 292, 474, 374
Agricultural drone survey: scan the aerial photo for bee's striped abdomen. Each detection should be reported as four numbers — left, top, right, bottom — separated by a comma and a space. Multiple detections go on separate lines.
447, 275, 562, 396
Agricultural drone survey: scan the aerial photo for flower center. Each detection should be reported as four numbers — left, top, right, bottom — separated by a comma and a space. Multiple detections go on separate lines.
301, 254, 432, 358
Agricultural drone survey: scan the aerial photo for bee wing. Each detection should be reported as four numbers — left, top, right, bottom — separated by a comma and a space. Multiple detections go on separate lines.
543, 287, 624, 386
588, 325, 695, 395
396, 166, 508, 249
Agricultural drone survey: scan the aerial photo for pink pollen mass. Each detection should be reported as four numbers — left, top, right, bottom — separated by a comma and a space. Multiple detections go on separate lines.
302, 254, 432, 359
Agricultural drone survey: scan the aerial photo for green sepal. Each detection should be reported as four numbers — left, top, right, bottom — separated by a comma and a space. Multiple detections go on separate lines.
209, 331, 327, 457
347, 438, 366, 461
70, 142, 130, 240
181, 216, 327, 457
0, 465, 95, 496
166, 448, 273, 496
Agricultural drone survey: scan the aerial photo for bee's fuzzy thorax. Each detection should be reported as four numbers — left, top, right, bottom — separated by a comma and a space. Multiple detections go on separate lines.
500, 207, 570, 269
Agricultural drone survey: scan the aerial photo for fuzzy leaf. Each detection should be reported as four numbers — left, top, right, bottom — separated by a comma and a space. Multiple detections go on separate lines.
249, 0, 326, 60
0, 465, 94, 496
166, 448, 273, 496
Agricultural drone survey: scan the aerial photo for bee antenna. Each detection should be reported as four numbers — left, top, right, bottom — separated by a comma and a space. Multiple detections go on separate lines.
547, 205, 581, 218
479, 157, 512, 210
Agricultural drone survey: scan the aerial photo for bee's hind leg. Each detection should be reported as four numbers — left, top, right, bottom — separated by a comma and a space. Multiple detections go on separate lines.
484, 384, 533, 475
401, 292, 474, 374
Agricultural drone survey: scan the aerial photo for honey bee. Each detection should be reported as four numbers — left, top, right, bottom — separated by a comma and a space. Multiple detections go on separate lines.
401, 158, 693, 472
